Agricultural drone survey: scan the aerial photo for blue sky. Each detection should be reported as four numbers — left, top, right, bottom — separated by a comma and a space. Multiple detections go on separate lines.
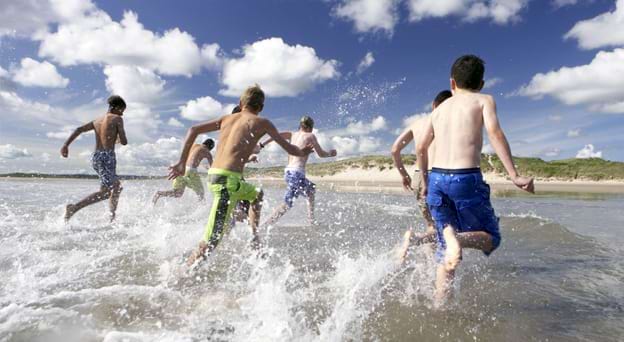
1, 0, 623, 175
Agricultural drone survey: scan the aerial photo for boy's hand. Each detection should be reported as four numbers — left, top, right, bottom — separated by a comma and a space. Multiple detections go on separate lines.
329, 149, 337, 157
248, 155, 258, 163
401, 174, 413, 191
512, 175, 535, 193
168, 161, 185, 180
419, 181, 428, 199
60, 145, 69, 158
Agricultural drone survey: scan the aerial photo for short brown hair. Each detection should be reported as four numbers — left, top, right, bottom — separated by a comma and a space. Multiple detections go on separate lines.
240, 84, 265, 112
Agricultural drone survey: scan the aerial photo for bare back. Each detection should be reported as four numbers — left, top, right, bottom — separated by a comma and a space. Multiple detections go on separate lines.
286, 131, 315, 171
93, 113, 125, 151
211, 112, 271, 173
187, 144, 212, 168
430, 92, 490, 169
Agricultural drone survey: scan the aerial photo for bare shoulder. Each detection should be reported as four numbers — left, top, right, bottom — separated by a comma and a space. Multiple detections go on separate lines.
477, 93, 495, 106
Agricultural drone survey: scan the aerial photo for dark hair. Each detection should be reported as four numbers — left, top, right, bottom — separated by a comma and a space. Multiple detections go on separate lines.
107, 95, 126, 111
203, 138, 215, 150
231, 105, 241, 114
451, 55, 485, 90
433, 90, 452, 107
300, 115, 314, 130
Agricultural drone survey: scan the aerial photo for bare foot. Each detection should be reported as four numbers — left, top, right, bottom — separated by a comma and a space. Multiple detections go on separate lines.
109, 212, 116, 223
152, 193, 159, 205
64, 204, 76, 222
442, 228, 461, 272
396, 230, 413, 264
186, 241, 208, 267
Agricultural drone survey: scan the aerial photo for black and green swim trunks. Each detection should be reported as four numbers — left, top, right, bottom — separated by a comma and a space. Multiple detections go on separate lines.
203, 168, 260, 249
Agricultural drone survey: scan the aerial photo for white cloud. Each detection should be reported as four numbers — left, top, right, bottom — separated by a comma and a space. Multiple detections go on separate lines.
11, 58, 69, 88
116, 137, 181, 172
41, 152, 51, 162
0, 90, 57, 123
46, 125, 80, 140
38, 5, 218, 77
0, 0, 59, 37
565, 0, 624, 50
0, 66, 8, 78
567, 128, 581, 137
484, 77, 503, 89
328, 115, 388, 136
402, 112, 429, 128
552, 0, 580, 8
220, 37, 339, 97
407, 0, 529, 25
548, 114, 563, 122
167, 117, 184, 127
179, 96, 230, 121
329, 135, 383, 155
543, 147, 561, 157
356, 52, 375, 74
576, 144, 603, 158
0, 144, 32, 160
104, 65, 165, 104
518, 49, 624, 113
334, 0, 400, 35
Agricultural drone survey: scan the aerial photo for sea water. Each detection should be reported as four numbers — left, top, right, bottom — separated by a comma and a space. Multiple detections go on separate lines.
0, 178, 623, 341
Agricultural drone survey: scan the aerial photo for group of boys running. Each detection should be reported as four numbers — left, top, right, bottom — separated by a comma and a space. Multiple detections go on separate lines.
59, 54, 534, 305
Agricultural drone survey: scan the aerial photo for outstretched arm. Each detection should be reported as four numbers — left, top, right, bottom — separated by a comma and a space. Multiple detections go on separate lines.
416, 117, 434, 197
483, 96, 534, 193
311, 135, 336, 158
60, 121, 95, 158
264, 124, 310, 157
391, 129, 414, 190
169, 118, 222, 179
259, 132, 292, 149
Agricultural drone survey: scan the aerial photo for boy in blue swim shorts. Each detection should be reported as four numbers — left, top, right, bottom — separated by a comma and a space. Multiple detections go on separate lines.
259, 116, 337, 227
61, 95, 128, 222
416, 55, 534, 306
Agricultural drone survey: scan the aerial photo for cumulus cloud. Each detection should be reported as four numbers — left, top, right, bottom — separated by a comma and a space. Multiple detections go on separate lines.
576, 144, 602, 158
567, 128, 581, 137
0, 90, 57, 123
552, 0, 580, 8
565, 0, 624, 50
328, 116, 388, 136
220, 38, 339, 97
407, 0, 529, 25
356, 52, 375, 74
46, 125, 80, 140
517, 49, 624, 113
167, 117, 184, 128
0, 144, 32, 160
116, 137, 181, 172
334, 0, 400, 35
402, 112, 429, 128
11, 58, 69, 88
179, 96, 232, 121
0, 0, 60, 37
543, 147, 561, 157
37, 3, 219, 77
484, 77, 503, 89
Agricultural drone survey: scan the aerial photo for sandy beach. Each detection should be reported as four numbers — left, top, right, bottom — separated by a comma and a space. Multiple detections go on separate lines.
250, 166, 624, 194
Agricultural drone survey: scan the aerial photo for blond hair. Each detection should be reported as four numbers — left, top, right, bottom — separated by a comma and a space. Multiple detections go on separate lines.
240, 84, 265, 112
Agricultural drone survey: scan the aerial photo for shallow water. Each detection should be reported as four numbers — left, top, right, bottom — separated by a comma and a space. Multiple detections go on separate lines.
0, 178, 623, 342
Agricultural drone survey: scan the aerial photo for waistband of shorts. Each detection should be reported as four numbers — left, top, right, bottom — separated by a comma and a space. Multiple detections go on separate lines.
284, 166, 305, 174
431, 167, 481, 174
208, 168, 242, 179
93, 149, 115, 155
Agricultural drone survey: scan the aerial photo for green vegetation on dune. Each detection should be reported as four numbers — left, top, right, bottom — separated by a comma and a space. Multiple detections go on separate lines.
246, 155, 624, 181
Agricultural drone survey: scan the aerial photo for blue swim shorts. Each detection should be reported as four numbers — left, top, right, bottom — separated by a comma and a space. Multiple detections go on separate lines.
92, 150, 118, 189
283, 169, 315, 207
426, 168, 501, 262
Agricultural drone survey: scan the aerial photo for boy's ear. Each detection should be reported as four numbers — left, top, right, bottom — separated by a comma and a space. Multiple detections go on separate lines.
450, 78, 457, 92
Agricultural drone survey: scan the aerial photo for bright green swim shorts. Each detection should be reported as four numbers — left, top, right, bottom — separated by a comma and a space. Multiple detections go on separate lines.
172, 168, 205, 195
203, 168, 260, 248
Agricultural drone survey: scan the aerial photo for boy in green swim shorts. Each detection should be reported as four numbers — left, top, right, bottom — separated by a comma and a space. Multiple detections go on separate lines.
168, 85, 313, 266
152, 139, 214, 204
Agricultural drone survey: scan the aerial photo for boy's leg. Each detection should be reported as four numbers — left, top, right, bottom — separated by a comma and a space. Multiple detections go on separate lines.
263, 203, 289, 228
152, 188, 184, 204
65, 186, 111, 222
434, 263, 455, 308
109, 180, 123, 222
249, 190, 264, 249
396, 229, 437, 263
306, 191, 315, 224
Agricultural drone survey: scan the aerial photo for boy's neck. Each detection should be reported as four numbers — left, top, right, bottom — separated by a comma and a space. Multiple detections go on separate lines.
454, 87, 480, 95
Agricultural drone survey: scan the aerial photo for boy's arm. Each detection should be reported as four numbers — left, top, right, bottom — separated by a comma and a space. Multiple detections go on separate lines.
415, 118, 434, 197
60, 121, 95, 158
168, 118, 222, 179
264, 124, 311, 157
391, 129, 414, 191
483, 96, 534, 193
116, 118, 128, 145
259, 131, 292, 149
311, 135, 337, 158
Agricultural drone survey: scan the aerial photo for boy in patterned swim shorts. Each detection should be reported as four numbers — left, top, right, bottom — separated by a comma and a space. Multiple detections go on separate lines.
60, 95, 128, 222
